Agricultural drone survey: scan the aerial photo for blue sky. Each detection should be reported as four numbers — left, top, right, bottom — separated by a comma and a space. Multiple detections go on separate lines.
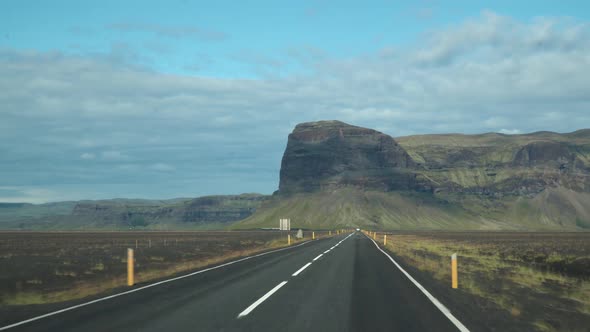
4, 0, 589, 77
1, 0, 590, 202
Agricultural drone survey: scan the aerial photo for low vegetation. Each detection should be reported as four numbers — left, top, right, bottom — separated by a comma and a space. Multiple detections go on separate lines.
377, 232, 590, 331
234, 189, 483, 230
235, 188, 590, 231
0, 230, 326, 307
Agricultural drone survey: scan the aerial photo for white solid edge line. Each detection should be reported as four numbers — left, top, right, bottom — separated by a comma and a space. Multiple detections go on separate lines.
237, 281, 288, 318
366, 235, 470, 332
312, 254, 323, 261
0, 240, 312, 331
292, 262, 312, 276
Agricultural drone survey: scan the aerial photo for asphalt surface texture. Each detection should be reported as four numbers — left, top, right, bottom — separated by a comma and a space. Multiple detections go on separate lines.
4, 232, 466, 332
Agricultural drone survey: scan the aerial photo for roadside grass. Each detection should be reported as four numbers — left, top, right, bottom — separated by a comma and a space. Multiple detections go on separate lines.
0, 231, 330, 307
378, 233, 590, 332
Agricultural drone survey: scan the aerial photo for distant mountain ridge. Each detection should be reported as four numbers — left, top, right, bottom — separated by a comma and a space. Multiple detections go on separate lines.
396, 129, 590, 195
235, 121, 590, 230
0, 194, 267, 230
3, 121, 589, 231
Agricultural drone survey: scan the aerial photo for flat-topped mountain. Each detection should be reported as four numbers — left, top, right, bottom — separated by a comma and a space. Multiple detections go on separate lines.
236, 121, 590, 230
279, 121, 590, 196
279, 121, 422, 193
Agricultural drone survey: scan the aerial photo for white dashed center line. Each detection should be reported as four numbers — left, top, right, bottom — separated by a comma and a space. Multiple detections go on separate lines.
292, 262, 312, 277
236, 233, 356, 319
237, 281, 289, 318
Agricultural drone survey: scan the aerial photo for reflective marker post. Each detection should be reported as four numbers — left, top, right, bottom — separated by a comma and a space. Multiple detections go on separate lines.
451, 253, 458, 289
127, 248, 134, 286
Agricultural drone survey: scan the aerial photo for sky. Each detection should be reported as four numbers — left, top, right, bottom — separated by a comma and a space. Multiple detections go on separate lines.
1, 0, 590, 203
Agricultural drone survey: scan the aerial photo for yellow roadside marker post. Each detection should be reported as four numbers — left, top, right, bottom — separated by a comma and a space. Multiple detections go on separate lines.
384, 234, 387, 245
288, 234, 291, 245
451, 253, 458, 289
127, 248, 134, 286
329, 230, 331, 236
312, 231, 315, 240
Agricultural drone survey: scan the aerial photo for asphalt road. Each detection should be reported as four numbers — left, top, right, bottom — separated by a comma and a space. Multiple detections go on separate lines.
5, 232, 467, 332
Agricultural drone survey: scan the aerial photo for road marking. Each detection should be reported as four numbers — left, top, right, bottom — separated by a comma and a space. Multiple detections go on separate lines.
324, 249, 330, 254
0, 240, 312, 331
292, 262, 312, 276
236, 232, 355, 319
237, 281, 288, 318
367, 236, 470, 332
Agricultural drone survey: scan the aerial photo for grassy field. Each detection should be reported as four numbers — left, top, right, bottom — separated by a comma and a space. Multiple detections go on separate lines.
372, 231, 590, 331
234, 188, 590, 231
0, 230, 330, 306
233, 189, 493, 230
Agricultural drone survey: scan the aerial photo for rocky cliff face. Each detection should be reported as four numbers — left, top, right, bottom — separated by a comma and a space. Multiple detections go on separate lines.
396, 130, 590, 196
279, 121, 590, 197
236, 122, 590, 230
279, 121, 423, 193
71, 194, 267, 227
179, 195, 266, 223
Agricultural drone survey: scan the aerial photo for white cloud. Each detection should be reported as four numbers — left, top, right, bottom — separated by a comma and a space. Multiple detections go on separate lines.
499, 128, 522, 135
1, 11, 589, 201
483, 117, 509, 128
80, 152, 96, 160
0, 187, 71, 204
78, 139, 98, 148
150, 163, 176, 172
101, 151, 130, 161
117, 164, 140, 171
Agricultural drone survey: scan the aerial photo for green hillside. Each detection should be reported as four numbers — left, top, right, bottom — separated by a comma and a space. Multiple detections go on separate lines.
233, 187, 590, 231
396, 130, 590, 192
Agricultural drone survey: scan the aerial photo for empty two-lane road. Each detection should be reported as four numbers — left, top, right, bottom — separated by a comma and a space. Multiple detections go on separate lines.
4, 232, 468, 332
